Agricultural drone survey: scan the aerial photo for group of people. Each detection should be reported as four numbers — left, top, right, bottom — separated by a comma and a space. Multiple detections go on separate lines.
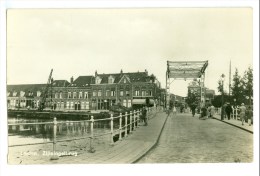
166, 106, 177, 117
222, 102, 253, 126
199, 105, 215, 120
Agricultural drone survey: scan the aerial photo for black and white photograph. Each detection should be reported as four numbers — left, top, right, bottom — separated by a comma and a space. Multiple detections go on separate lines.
0, 1, 259, 176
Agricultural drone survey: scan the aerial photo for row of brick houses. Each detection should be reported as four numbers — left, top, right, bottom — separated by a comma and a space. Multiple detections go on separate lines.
7, 70, 163, 111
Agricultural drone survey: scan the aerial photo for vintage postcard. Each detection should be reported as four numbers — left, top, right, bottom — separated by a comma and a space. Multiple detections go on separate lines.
1, 2, 259, 176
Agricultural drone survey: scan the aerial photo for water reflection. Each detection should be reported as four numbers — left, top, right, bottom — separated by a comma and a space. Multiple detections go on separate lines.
8, 117, 111, 146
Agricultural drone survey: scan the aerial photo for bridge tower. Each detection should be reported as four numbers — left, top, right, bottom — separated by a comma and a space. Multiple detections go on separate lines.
166, 60, 208, 110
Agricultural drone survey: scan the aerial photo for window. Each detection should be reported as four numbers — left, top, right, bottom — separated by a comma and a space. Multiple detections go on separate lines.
95, 76, 102, 84
79, 92, 83, 99
84, 92, 88, 99
106, 90, 110, 97
108, 76, 114, 84
111, 91, 115, 97
73, 92, 77, 99
149, 90, 152, 96
37, 91, 41, 97
13, 91, 17, 97
135, 90, 140, 96
98, 90, 102, 97
126, 91, 130, 96
93, 91, 96, 97
20, 91, 25, 97
128, 100, 131, 107
55, 92, 59, 99
68, 92, 72, 99
120, 91, 124, 96
124, 79, 126, 83
142, 91, 146, 97
123, 100, 127, 107
59, 92, 62, 99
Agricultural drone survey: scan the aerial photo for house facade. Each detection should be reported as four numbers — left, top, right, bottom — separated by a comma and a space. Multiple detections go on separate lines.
7, 70, 162, 111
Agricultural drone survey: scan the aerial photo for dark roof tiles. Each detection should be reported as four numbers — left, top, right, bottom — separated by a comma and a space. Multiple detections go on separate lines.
52, 80, 70, 87
70, 76, 94, 87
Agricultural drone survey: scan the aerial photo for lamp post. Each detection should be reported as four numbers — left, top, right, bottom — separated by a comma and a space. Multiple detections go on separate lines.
220, 74, 225, 120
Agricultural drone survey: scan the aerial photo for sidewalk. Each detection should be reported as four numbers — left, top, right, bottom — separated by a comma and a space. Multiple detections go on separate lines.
40, 111, 168, 164
213, 114, 253, 133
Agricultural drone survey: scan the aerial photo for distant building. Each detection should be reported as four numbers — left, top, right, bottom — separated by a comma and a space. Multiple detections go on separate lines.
205, 89, 215, 105
187, 79, 206, 106
187, 79, 215, 107
7, 70, 162, 111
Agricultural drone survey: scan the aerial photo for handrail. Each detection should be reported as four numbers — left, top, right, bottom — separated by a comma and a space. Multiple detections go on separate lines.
8, 122, 53, 126
8, 107, 159, 160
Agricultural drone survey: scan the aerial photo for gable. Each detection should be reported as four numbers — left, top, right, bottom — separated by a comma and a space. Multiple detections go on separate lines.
118, 75, 131, 84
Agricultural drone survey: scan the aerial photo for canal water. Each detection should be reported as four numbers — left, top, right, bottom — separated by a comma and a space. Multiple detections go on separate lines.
8, 116, 113, 146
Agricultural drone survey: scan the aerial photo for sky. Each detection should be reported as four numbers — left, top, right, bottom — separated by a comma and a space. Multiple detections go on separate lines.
7, 8, 253, 96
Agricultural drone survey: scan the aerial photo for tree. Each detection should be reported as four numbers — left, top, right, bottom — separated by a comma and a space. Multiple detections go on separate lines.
231, 68, 244, 105
212, 94, 230, 107
186, 89, 199, 107
241, 67, 253, 105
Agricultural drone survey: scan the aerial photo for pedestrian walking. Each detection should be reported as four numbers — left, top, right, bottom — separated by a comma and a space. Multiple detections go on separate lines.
225, 102, 232, 120
142, 106, 148, 126
199, 106, 208, 120
191, 103, 196, 117
246, 106, 253, 126
207, 106, 212, 118
210, 105, 215, 118
172, 106, 177, 117
239, 103, 246, 125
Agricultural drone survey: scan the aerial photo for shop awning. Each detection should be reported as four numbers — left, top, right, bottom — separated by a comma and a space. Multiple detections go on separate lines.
132, 99, 154, 105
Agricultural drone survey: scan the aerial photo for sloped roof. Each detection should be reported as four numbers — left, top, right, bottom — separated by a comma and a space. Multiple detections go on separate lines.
7, 84, 46, 97
70, 76, 95, 87
127, 72, 149, 82
52, 80, 70, 87
96, 72, 149, 84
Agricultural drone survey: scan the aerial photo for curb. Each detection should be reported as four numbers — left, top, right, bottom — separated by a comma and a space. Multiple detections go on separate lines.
132, 113, 169, 163
213, 117, 253, 134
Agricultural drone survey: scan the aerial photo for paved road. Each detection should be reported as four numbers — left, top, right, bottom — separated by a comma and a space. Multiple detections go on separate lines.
137, 113, 253, 163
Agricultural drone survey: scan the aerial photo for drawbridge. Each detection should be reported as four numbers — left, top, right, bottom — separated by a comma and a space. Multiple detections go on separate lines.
166, 60, 208, 109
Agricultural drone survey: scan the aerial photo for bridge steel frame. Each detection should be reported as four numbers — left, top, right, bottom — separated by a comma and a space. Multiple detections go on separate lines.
166, 60, 208, 110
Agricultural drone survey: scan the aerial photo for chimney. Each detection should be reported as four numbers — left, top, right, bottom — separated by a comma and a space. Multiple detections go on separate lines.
120, 69, 123, 74
70, 76, 74, 83
145, 69, 148, 75
95, 70, 98, 77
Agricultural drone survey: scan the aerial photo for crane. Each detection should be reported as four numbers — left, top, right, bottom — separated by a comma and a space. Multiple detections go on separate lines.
38, 69, 53, 111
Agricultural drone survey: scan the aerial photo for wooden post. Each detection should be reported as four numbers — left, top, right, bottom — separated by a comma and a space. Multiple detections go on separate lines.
235, 108, 238, 120
136, 110, 139, 128
125, 112, 128, 137
147, 107, 149, 121
129, 111, 132, 134
119, 113, 122, 140
110, 114, 114, 145
88, 116, 95, 153
133, 110, 136, 131
50, 117, 59, 160
138, 109, 141, 125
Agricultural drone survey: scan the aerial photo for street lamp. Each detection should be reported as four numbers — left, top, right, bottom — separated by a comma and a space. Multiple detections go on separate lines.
220, 74, 225, 120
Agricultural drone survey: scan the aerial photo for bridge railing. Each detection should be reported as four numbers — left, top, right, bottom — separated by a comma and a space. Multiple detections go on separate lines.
8, 106, 158, 160
216, 107, 240, 120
